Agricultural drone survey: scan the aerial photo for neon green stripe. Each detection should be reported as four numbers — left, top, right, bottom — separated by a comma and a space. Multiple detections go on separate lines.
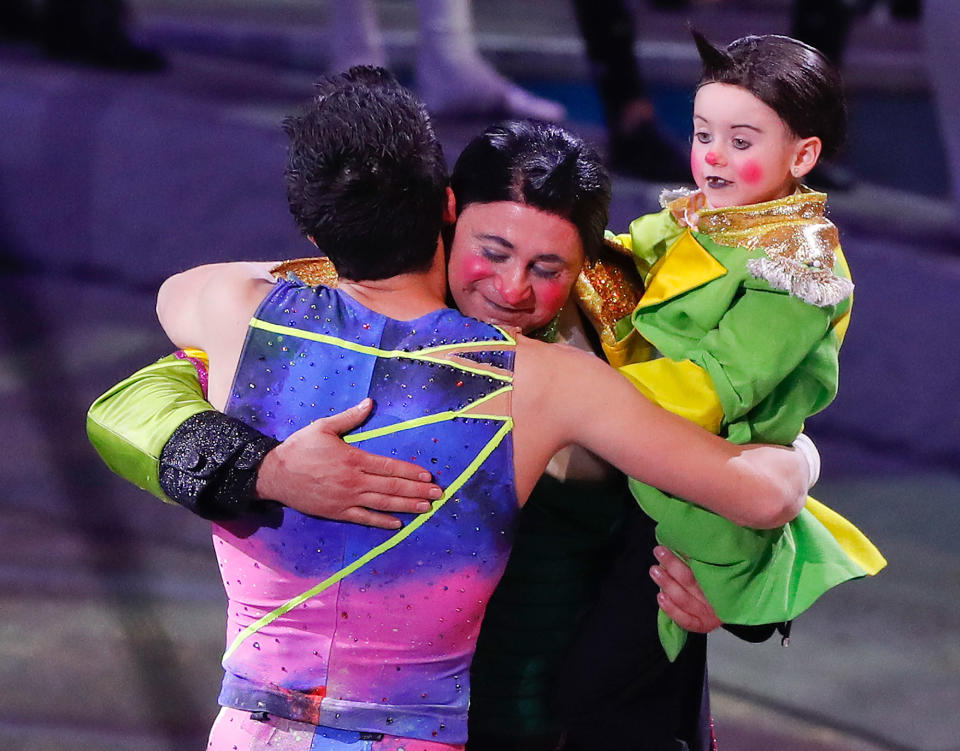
222, 417, 514, 661
343, 385, 513, 444
250, 318, 513, 382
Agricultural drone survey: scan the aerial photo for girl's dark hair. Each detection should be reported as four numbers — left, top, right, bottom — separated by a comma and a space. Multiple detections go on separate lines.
450, 120, 611, 259
693, 32, 847, 159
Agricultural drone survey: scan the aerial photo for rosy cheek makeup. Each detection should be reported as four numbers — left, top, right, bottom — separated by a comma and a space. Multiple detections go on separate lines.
459, 255, 492, 284
738, 160, 764, 184
690, 151, 704, 184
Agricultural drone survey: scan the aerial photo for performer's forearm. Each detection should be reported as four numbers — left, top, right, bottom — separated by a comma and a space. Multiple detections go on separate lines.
87, 352, 277, 518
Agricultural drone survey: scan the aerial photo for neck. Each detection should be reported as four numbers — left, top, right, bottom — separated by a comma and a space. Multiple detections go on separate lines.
337, 240, 448, 321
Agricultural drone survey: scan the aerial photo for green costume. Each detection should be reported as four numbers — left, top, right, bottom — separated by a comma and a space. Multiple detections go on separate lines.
578, 188, 886, 659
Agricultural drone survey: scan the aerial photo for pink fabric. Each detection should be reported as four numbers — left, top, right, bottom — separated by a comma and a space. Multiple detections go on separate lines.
207, 707, 465, 750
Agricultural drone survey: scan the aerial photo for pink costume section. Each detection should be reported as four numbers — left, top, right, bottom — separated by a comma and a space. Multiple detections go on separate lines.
207, 707, 465, 750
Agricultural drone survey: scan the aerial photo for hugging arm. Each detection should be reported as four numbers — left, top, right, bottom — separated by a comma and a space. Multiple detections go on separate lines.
513, 336, 811, 530
87, 354, 440, 527
88, 263, 441, 528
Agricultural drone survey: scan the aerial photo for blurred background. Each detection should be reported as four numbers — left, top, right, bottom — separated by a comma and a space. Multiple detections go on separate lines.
1, 1, 958, 749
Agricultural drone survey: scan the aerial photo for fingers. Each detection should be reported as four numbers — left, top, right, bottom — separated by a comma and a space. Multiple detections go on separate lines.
357, 450, 436, 483
650, 547, 721, 634
356, 471, 442, 502
654, 546, 710, 607
339, 506, 405, 531
314, 398, 374, 436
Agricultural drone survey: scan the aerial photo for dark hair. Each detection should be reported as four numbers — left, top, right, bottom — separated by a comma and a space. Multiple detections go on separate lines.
450, 120, 611, 260
282, 66, 449, 281
693, 32, 847, 160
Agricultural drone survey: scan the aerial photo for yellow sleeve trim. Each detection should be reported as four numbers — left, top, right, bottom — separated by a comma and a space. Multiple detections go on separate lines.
804, 496, 887, 575
617, 358, 725, 434
601, 329, 654, 370
179, 347, 209, 367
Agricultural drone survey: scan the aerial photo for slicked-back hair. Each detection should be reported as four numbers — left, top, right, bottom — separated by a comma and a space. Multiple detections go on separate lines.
450, 120, 611, 260
283, 66, 449, 281
693, 32, 847, 160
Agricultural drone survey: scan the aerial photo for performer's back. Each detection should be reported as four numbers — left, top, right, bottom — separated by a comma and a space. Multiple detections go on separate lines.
214, 280, 518, 745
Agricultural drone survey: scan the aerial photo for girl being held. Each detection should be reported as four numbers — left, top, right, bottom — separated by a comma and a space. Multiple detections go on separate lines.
579, 33, 885, 659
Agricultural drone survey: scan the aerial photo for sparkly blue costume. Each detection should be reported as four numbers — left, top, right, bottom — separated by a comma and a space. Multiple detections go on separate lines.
214, 280, 519, 746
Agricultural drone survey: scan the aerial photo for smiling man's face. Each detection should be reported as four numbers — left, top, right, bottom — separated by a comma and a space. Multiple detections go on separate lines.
447, 201, 584, 334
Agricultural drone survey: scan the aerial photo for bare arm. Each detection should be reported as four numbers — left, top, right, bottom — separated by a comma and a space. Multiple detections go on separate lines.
156, 261, 276, 410
512, 336, 808, 529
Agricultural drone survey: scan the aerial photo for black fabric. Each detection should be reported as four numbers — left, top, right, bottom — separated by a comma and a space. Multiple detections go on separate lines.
571, 0, 647, 127
159, 411, 279, 520
554, 508, 711, 751
790, 0, 858, 65
723, 621, 789, 644
468, 473, 634, 742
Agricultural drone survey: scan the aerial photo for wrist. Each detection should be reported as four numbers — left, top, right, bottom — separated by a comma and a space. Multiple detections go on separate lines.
791, 432, 820, 490
159, 411, 279, 519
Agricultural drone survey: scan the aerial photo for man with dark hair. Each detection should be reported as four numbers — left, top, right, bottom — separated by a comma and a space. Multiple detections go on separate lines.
281, 66, 449, 281
109, 67, 813, 750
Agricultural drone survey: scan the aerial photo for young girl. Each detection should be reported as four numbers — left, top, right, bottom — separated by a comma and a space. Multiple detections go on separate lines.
577, 32, 886, 659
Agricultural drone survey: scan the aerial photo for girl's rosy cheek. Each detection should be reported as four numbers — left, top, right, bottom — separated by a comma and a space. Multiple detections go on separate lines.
738, 159, 764, 184
690, 150, 705, 186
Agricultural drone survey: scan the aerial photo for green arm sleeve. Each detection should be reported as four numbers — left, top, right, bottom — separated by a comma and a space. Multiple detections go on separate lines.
688, 285, 837, 444
86, 354, 214, 503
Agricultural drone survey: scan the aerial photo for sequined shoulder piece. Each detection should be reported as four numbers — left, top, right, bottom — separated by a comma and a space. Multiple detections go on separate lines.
696, 190, 853, 308
270, 256, 339, 288
574, 236, 645, 347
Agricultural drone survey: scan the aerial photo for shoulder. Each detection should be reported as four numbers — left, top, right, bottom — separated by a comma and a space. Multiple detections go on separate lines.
699, 192, 853, 308
514, 335, 609, 410
157, 262, 276, 351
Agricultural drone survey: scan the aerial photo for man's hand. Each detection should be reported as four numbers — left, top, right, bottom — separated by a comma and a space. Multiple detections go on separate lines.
256, 398, 442, 529
650, 546, 722, 634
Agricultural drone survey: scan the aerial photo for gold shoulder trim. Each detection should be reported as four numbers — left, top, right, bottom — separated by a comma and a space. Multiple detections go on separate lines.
697, 189, 853, 307
574, 242, 645, 347
270, 257, 339, 288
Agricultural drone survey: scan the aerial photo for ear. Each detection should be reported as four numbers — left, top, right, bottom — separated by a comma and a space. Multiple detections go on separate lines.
443, 186, 457, 225
790, 136, 822, 180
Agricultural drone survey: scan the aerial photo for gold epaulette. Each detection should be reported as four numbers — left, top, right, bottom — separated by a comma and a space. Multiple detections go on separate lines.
269, 256, 339, 287
574, 237, 646, 347
667, 188, 853, 307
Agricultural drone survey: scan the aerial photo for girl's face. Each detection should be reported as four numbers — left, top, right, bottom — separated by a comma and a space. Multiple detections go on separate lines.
447, 201, 584, 333
690, 82, 819, 209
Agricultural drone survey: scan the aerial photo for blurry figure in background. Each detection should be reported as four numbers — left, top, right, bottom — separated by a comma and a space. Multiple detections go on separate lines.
791, 0, 859, 65
790, 0, 923, 190
571, 0, 692, 182
792, 0, 921, 65
0, 0, 164, 70
329, 0, 565, 121
790, 0, 859, 189
922, 0, 958, 225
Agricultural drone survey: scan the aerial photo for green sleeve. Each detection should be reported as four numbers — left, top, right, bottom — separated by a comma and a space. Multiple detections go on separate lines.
626, 207, 685, 271
686, 284, 837, 444
86, 354, 214, 503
